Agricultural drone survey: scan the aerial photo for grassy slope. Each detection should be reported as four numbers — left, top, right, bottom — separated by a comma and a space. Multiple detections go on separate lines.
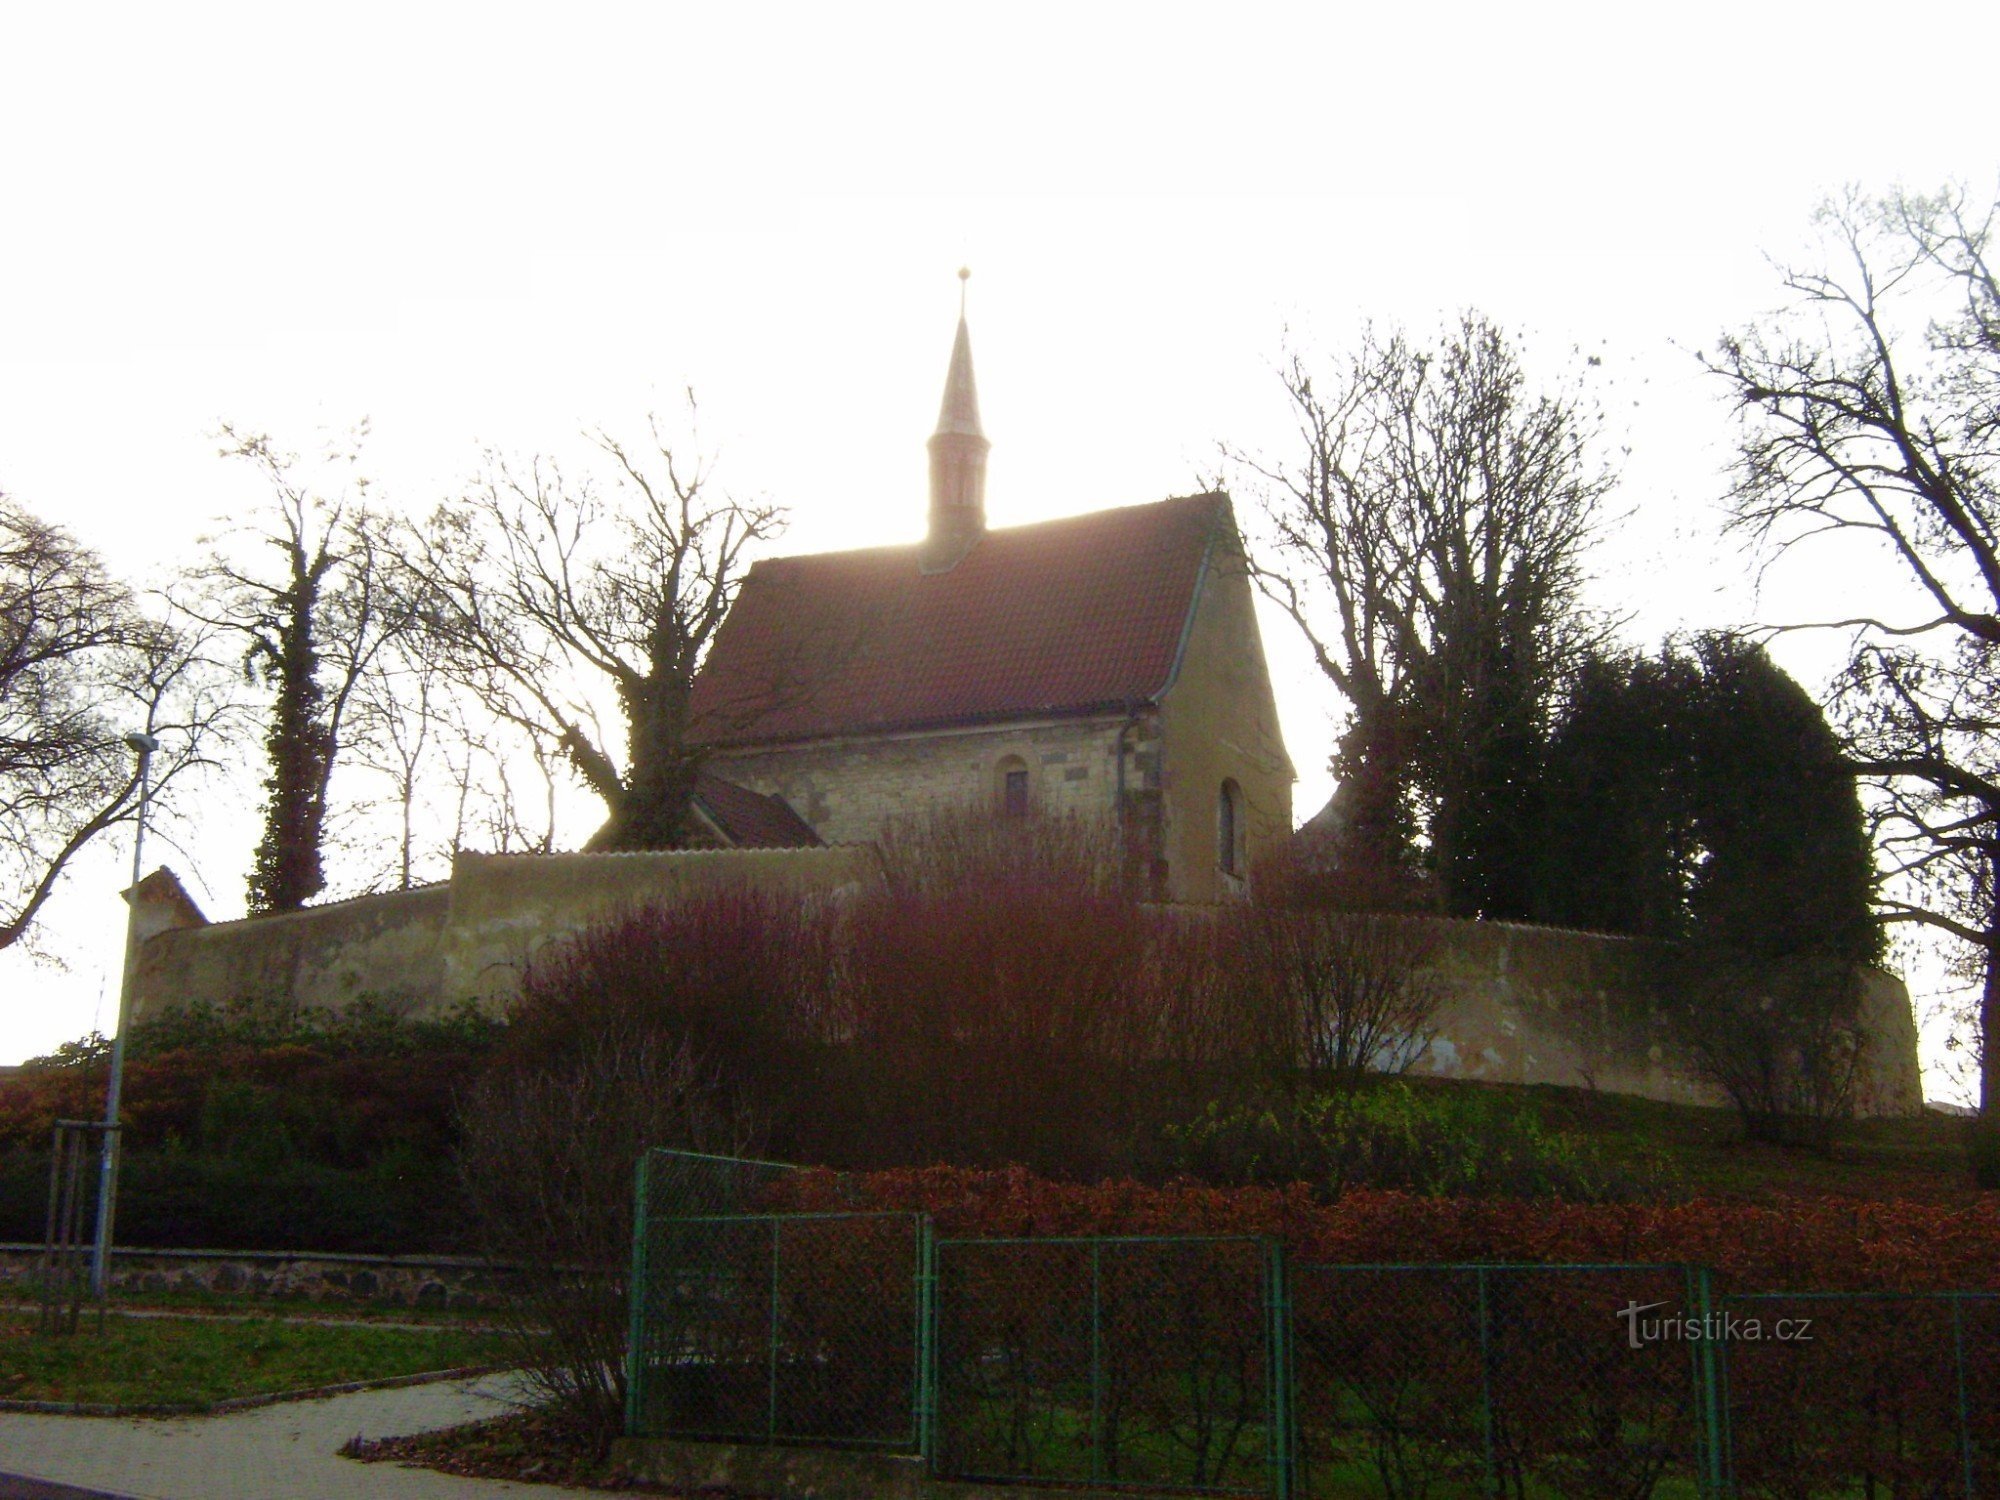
0, 1313, 512, 1407
1403, 1072, 1976, 1201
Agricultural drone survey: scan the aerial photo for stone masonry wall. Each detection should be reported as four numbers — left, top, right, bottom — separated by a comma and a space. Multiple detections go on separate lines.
437, 845, 879, 1006
704, 715, 1140, 848
0, 1244, 519, 1310
1155, 534, 1293, 903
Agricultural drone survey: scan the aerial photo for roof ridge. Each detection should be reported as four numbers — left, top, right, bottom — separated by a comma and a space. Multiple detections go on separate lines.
753, 491, 1226, 572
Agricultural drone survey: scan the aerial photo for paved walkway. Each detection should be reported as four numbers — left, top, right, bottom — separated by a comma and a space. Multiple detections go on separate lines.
0, 1374, 605, 1500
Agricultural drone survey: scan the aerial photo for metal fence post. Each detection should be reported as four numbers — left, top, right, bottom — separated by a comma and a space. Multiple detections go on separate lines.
1689, 1265, 1726, 1500
623, 1150, 651, 1438
1090, 1239, 1105, 1485
1476, 1267, 1499, 1499
1265, 1240, 1293, 1500
1953, 1294, 1975, 1500
767, 1216, 783, 1441
915, 1216, 937, 1467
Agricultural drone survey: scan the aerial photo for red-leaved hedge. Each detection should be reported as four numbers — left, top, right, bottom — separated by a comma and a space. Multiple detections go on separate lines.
772, 1165, 2000, 1293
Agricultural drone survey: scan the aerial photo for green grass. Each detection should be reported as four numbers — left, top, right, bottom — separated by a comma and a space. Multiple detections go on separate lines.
1393, 1074, 1975, 1202
0, 1311, 514, 1408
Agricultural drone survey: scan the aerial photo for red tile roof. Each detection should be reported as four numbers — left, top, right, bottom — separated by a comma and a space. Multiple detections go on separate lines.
689, 493, 1229, 748
690, 773, 822, 848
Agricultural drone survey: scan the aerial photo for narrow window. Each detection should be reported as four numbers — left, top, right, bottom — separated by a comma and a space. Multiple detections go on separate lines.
1219, 779, 1243, 875
996, 754, 1031, 817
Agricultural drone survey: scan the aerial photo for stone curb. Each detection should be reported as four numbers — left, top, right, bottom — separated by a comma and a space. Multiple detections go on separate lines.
0, 1363, 513, 1419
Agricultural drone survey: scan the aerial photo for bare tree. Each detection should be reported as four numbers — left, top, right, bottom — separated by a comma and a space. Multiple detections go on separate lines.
1707, 185, 2000, 1166
1225, 907, 1442, 1088
186, 426, 408, 912
0, 498, 227, 952
1231, 315, 1617, 916
339, 634, 449, 890
409, 408, 782, 850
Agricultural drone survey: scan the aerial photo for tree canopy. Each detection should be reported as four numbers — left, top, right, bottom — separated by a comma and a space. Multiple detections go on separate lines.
0, 497, 221, 951
1706, 185, 2000, 1140
1235, 313, 1617, 916
1537, 635, 1877, 962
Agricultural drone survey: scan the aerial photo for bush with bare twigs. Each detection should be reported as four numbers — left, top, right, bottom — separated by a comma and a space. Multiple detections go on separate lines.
455, 1033, 753, 1446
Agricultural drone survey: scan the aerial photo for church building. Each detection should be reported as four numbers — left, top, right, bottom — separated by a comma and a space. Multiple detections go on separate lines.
686, 294, 1294, 901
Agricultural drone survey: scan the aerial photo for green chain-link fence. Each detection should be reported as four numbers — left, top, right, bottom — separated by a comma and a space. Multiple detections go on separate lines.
626, 1208, 930, 1448
625, 1144, 931, 1447
1720, 1291, 2000, 1498
1291, 1262, 1721, 1499
624, 1153, 2000, 1499
933, 1235, 1284, 1495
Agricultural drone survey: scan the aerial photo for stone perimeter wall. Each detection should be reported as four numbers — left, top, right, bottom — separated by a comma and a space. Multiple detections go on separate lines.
131, 845, 880, 1024
1408, 919, 1922, 1116
0, 1244, 517, 1310
128, 846, 1924, 1116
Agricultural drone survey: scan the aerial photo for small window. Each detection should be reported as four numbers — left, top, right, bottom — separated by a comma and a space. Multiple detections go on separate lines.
997, 755, 1031, 817
1004, 770, 1030, 817
1219, 779, 1244, 876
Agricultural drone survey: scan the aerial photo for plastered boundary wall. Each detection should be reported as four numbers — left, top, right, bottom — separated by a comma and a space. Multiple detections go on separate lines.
1405, 917, 1922, 1116
130, 846, 881, 1025
130, 853, 1922, 1115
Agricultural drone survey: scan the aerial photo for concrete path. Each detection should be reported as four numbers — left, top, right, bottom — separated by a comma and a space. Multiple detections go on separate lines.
0, 1374, 606, 1500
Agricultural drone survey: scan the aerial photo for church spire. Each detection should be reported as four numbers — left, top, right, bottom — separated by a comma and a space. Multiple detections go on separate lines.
924, 268, 989, 573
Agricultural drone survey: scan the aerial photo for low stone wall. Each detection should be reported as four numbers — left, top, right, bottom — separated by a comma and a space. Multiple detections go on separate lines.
0, 1244, 519, 1310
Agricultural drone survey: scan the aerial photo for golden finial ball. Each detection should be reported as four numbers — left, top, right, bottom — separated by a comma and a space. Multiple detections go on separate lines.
958, 266, 971, 281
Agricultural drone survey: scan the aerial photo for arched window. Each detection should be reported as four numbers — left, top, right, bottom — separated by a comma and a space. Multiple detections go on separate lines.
1218, 778, 1245, 876
997, 754, 1031, 817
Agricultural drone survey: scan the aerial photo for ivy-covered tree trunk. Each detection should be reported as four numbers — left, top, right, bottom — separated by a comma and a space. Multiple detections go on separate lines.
604, 669, 702, 851
248, 565, 333, 914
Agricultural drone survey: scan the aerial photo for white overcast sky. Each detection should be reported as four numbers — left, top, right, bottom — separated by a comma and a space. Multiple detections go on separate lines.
2, 4, 1997, 1092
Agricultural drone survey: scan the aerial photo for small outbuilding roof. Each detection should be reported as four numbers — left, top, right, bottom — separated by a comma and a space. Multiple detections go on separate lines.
690, 773, 822, 849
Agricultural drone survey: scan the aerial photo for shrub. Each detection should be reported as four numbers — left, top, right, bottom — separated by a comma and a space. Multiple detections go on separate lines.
1217, 908, 1442, 1087
1166, 1083, 1672, 1203
455, 1033, 752, 1447
502, 885, 838, 1138
0, 999, 498, 1251
0, 1143, 467, 1253
840, 879, 1164, 1174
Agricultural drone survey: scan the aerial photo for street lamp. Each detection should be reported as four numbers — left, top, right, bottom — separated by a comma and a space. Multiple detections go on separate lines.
90, 730, 159, 1299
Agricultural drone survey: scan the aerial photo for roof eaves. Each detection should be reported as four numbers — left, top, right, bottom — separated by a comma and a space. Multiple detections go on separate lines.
704, 697, 1152, 753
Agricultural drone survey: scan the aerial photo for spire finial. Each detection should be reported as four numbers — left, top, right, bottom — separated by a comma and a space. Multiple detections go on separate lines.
925, 275, 990, 571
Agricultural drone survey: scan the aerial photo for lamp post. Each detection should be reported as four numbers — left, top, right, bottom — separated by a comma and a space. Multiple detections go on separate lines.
90, 731, 158, 1299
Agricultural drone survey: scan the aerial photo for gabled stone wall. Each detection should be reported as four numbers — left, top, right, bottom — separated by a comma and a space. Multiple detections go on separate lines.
704, 715, 1140, 850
